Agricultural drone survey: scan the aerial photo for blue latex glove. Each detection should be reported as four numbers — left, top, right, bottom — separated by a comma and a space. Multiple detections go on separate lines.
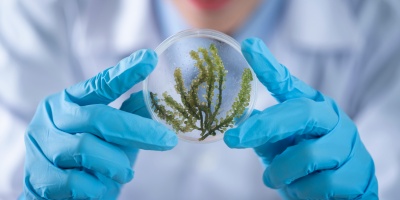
24, 50, 178, 199
224, 38, 378, 199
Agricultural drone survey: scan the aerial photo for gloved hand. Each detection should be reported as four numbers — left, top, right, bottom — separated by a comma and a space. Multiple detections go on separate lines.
24, 50, 178, 199
224, 38, 378, 199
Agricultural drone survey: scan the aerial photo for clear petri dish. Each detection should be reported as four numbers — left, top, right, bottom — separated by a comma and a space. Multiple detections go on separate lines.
143, 29, 257, 143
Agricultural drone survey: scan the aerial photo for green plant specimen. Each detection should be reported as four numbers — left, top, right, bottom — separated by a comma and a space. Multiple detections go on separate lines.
150, 43, 253, 141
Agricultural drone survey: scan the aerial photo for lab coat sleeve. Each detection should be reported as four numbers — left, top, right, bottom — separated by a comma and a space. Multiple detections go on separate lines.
0, 0, 81, 198
353, 52, 400, 199
348, 2, 400, 198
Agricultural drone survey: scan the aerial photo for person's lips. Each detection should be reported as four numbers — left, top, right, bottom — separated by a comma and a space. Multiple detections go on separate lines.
189, 0, 230, 11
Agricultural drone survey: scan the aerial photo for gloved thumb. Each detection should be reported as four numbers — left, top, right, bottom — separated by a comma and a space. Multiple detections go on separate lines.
241, 38, 320, 103
66, 49, 157, 106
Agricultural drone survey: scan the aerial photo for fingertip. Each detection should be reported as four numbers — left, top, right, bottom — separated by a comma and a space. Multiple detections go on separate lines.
223, 129, 241, 148
130, 49, 157, 64
241, 37, 283, 75
114, 166, 134, 184
148, 128, 178, 151
127, 49, 158, 75
262, 169, 275, 189
241, 38, 262, 63
111, 167, 134, 184
102, 49, 158, 99
124, 168, 134, 183
163, 130, 178, 150
241, 37, 275, 63
241, 37, 264, 52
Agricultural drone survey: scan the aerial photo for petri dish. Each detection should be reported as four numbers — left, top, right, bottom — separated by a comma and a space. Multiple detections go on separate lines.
143, 29, 257, 143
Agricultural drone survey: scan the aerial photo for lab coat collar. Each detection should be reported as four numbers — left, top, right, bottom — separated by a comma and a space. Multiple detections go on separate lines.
281, 0, 362, 52
110, 0, 363, 54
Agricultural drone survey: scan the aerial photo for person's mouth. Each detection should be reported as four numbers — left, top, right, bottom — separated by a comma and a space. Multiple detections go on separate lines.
189, 0, 230, 11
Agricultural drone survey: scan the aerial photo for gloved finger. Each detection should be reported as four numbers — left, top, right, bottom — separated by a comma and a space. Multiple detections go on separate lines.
65, 49, 157, 106
224, 97, 338, 148
262, 118, 357, 189
45, 132, 134, 184
253, 136, 295, 165
279, 138, 377, 199
25, 135, 106, 199
25, 168, 106, 199
241, 38, 321, 103
119, 91, 151, 165
120, 91, 151, 118
117, 144, 139, 167
51, 94, 178, 150
92, 171, 123, 199
247, 109, 291, 166
27, 169, 106, 199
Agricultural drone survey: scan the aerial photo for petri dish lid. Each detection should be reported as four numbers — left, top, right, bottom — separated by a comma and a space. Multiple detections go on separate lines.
143, 29, 257, 143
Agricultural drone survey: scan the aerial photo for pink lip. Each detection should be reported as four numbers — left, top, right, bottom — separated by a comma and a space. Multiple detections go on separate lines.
190, 0, 230, 11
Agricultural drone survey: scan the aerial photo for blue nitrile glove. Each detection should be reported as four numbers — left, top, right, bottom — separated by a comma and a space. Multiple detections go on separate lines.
224, 38, 378, 199
24, 50, 178, 199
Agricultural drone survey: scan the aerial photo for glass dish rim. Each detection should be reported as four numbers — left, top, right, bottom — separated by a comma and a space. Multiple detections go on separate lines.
143, 28, 258, 143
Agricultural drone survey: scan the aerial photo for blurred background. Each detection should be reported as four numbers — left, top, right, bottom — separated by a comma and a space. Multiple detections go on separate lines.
1, 0, 400, 199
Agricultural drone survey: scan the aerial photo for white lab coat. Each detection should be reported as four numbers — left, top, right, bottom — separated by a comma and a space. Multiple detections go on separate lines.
1, 0, 400, 199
